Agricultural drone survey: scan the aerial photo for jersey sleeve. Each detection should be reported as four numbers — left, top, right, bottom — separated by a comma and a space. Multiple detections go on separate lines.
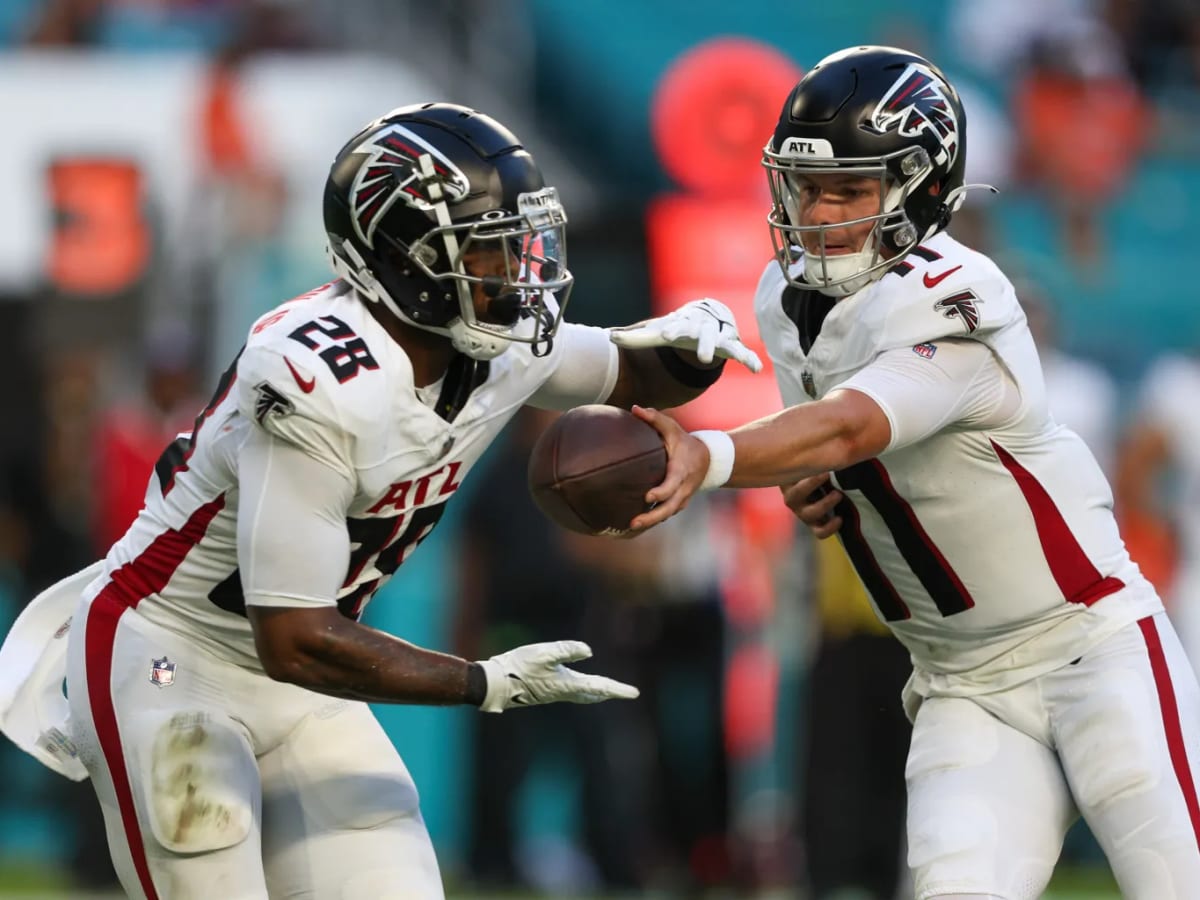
837, 338, 1021, 453
237, 424, 353, 608
234, 343, 356, 479
870, 249, 1023, 351
526, 322, 619, 410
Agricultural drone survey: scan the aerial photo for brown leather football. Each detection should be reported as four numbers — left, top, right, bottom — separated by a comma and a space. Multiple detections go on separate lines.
527, 405, 668, 536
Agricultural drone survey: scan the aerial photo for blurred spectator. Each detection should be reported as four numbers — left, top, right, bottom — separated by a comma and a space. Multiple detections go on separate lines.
192, 4, 317, 370
1010, 22, 1152, 267
798, 535, 909, 900
1104, 0, 1200, 91
90, 324, 204, 554
1115, 354, 1200, 658
947, 0, 1108, 84
24, 0, 314, 53
454, 407, 733, 895
0, 458, 104, 888
568, 497, 733, 894
452, 407, 652, 894
26, 0, 237, 50
944, 75, 1014, 254
874, 23, 1012, 254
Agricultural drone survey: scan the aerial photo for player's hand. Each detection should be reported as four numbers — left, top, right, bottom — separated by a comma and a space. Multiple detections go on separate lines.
609, 298, 764, 373
477, 641, 639, 713
781, 474, 843, 539
627, 405, 710, 532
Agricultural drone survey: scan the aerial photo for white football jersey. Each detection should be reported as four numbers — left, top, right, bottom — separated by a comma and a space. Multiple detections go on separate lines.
84, 281, 613, 669
756, 232, 1161, 691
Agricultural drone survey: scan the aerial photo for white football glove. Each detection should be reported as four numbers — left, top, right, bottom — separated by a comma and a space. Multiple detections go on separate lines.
477, 640, 639, 713
609, 298, 763, 373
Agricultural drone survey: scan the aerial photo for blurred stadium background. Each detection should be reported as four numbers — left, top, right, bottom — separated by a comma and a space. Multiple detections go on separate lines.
3, 0, 1200, 897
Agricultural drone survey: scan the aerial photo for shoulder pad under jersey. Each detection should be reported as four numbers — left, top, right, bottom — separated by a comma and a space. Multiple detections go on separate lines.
235, 284, 394, 474
860, 234, 1023, 352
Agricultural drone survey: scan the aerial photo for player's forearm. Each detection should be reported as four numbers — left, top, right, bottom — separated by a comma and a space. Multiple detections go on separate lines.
725, 401, 871, 488
607, 346, 724, 409
256, 610, 486, 706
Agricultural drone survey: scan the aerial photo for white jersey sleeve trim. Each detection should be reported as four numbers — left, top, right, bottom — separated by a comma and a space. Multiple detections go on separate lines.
237, 425, 354, 609
527, 323, 619, 410
838, 338, 1021, 453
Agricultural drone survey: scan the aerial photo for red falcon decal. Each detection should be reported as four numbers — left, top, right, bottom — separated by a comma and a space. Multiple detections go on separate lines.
934, 289, 982, 334
864, 63, 961, 169
349, 124, 468, 247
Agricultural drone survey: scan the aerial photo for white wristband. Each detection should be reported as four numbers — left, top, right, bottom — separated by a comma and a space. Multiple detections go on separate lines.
691, 430, 735, 490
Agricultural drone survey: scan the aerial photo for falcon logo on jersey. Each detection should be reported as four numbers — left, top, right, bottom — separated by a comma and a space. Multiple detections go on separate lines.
864, 63, 960, 168
253, 381, 295, 423
934, 289, 982, 333
150, 656, 176, 687
349, 124, 469, 247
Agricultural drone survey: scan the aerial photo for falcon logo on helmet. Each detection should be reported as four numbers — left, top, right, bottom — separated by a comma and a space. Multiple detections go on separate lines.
348, 125, 469, 247
934, 289, 981, 334
865, 63, 961, 168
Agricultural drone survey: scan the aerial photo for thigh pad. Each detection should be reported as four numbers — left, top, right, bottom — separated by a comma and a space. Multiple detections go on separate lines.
135, 710, 258, 854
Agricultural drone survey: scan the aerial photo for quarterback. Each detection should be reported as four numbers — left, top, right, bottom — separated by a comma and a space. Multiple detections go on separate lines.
636, 47, 1200, 899
0, 103, 760, 898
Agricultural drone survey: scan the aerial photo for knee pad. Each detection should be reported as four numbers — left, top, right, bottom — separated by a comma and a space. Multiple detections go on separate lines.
139, 711, 257, 854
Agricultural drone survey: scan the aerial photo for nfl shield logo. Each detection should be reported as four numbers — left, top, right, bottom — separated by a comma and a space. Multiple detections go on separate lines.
801, 370, 816, 399
150, 656, 177, 687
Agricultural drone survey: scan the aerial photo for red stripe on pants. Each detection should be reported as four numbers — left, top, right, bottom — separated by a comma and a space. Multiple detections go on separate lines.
83, 495, 226, 900
1138, 615, 1200, 851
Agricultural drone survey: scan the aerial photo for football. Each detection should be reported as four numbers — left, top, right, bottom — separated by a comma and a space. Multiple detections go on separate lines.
527, 405, 668, 536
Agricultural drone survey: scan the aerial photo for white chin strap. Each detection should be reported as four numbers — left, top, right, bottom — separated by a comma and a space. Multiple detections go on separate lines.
446, 319, 512, 360
803, 247, 884, 298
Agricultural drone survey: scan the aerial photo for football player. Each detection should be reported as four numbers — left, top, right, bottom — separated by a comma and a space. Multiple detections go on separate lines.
0, 103, 761, 898
632, 46, 1200, 899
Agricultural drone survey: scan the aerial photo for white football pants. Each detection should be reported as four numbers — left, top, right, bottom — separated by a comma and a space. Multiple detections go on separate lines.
907, 612, 1200, 899
65, 591, 444, 900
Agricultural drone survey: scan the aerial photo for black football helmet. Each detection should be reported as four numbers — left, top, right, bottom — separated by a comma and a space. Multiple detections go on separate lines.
763, 46, 969, 296
324, 103, 572, 359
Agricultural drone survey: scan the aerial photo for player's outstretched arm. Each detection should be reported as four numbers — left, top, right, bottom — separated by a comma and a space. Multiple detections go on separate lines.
248, 608, 638, 710
609, 298, 763, 371
238, 424, 637, 709
250, 605, 478, 703
627, 389, 890, 531
604, 298, 762, 410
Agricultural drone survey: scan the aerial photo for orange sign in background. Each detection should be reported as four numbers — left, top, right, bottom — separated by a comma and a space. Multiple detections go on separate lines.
647, 38, 805, 774
46, 158, 151, 298
647, 37, 801, 433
